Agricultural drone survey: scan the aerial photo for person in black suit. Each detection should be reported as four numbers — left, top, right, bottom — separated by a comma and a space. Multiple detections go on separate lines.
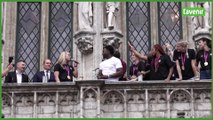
5, 60, 29, 83
33, 59, 55, 82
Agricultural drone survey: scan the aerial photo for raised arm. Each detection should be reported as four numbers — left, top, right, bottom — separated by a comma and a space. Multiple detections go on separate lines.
128, 42, 148, 60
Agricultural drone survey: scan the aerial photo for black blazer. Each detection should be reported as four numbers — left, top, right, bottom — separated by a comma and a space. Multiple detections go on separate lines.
33, 71, 55, 82
5, 71, 29, 83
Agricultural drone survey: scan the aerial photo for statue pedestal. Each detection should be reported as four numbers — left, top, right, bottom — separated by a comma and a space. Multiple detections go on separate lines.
74, 30, 96, 80
101, 30, 123, 50
74, 30, 96, 55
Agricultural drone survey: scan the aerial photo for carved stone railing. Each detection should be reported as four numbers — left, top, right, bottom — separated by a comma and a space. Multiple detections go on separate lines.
2, 80, 212, 118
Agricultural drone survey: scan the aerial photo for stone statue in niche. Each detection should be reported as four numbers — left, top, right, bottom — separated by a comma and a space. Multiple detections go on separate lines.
77, 2, 93, 31
192, 2, 211, 33
105, 2, 119, 30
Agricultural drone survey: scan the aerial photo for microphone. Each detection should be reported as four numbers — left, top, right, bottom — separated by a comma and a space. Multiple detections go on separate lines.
70, 59, 79, 64
92, 68, 99, 71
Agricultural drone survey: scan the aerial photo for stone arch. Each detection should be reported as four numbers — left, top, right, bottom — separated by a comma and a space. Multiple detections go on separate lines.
2, 93, 12, 118
169, 89, 192, 118
101, 90, 125, 118
169, 89, 192, 102
37, 92, 56, 117
83, 88, 98, 118
102, 90, 124, 104
2, 92, 12, 107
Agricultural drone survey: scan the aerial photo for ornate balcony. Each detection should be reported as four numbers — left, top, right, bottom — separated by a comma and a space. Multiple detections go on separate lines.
2, 80, 211, 118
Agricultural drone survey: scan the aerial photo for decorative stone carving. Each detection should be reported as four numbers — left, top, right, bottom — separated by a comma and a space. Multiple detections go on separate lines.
83, 89, 97, 118
37, 93, 56, 118
76, 2, 93, 31
192, 2, 211, 34
14, 93, 34, 118
192, 31, 211, 49
101, 30, 123, 50
59, 92, 79, 105
194, 89, 211, 102
105, 2, 120, 30
148, 90, 167, 118
149, 90, 166, 104
193, 89, 211, 117
103, 91, 124, 104
170, 89, 192, 118
2, 93, 12, 107
127, 91, 145, 104
2, 93, 12, 118
1, 81, 212, 118
59, 92, 80, 118
170, 89, 191, 103
102, 90, 124, 118
74, 31, 96, 54
127, 91, 145, 118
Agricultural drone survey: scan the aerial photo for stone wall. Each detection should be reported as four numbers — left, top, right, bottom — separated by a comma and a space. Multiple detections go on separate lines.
2, 80, 211, 118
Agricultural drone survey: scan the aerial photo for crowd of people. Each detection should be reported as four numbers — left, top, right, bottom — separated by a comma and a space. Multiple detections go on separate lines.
2, 51, 78, 83
1, 37, 211, 83
126, 38, 211, 81
97, 37, 211, 81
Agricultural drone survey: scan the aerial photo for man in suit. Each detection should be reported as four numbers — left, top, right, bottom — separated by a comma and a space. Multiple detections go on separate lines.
33, 59, 55, 83
5, 60, 29, 83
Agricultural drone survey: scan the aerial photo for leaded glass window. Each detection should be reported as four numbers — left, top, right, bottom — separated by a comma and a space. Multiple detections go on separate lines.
48, 2, 73, 66
158, 2, 182, 49
16, 2, 41, 81
127, 2, 151, 64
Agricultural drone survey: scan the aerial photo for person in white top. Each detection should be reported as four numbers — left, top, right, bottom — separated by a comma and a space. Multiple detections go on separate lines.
97, 45, 123, 81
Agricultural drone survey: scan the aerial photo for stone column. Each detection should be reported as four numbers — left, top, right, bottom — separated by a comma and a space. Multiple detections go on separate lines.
40, 2, 49, 70
74, 2, 103, 80
150, 2, 159, 45
2, 2, 17, 70
182, 2, 194, 48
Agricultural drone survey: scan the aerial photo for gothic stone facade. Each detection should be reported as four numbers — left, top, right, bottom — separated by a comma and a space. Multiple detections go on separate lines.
1, 2, 212, 118
2, 81, 212, 118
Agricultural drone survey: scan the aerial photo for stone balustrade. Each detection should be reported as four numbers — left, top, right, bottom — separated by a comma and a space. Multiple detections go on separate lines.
2, 80, 212, 118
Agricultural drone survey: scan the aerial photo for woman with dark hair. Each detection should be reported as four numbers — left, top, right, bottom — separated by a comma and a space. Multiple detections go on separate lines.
129, 43, 174, 81
196, 38, 211, 79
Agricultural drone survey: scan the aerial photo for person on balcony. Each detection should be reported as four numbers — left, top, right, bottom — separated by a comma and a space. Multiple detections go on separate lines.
196, 38, 211, 79
163, 43, 177, 80
113, 51, 127, 81
129, 42, 174, 81
54, 51, 78, 82
4, 60, 29, 83
173, 40, 199, 80
1, 40, 14, 78
2, 64, 13, 78
97, 45, 123, 81
128, 52, 147, 81
33, 59, 55, 83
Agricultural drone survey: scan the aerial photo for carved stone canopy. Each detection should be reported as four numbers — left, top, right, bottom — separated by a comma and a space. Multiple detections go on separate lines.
101, 30, 123, 50
192, 31, 211, 49
74, 30, 96, 55
192, 31, 211, 42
